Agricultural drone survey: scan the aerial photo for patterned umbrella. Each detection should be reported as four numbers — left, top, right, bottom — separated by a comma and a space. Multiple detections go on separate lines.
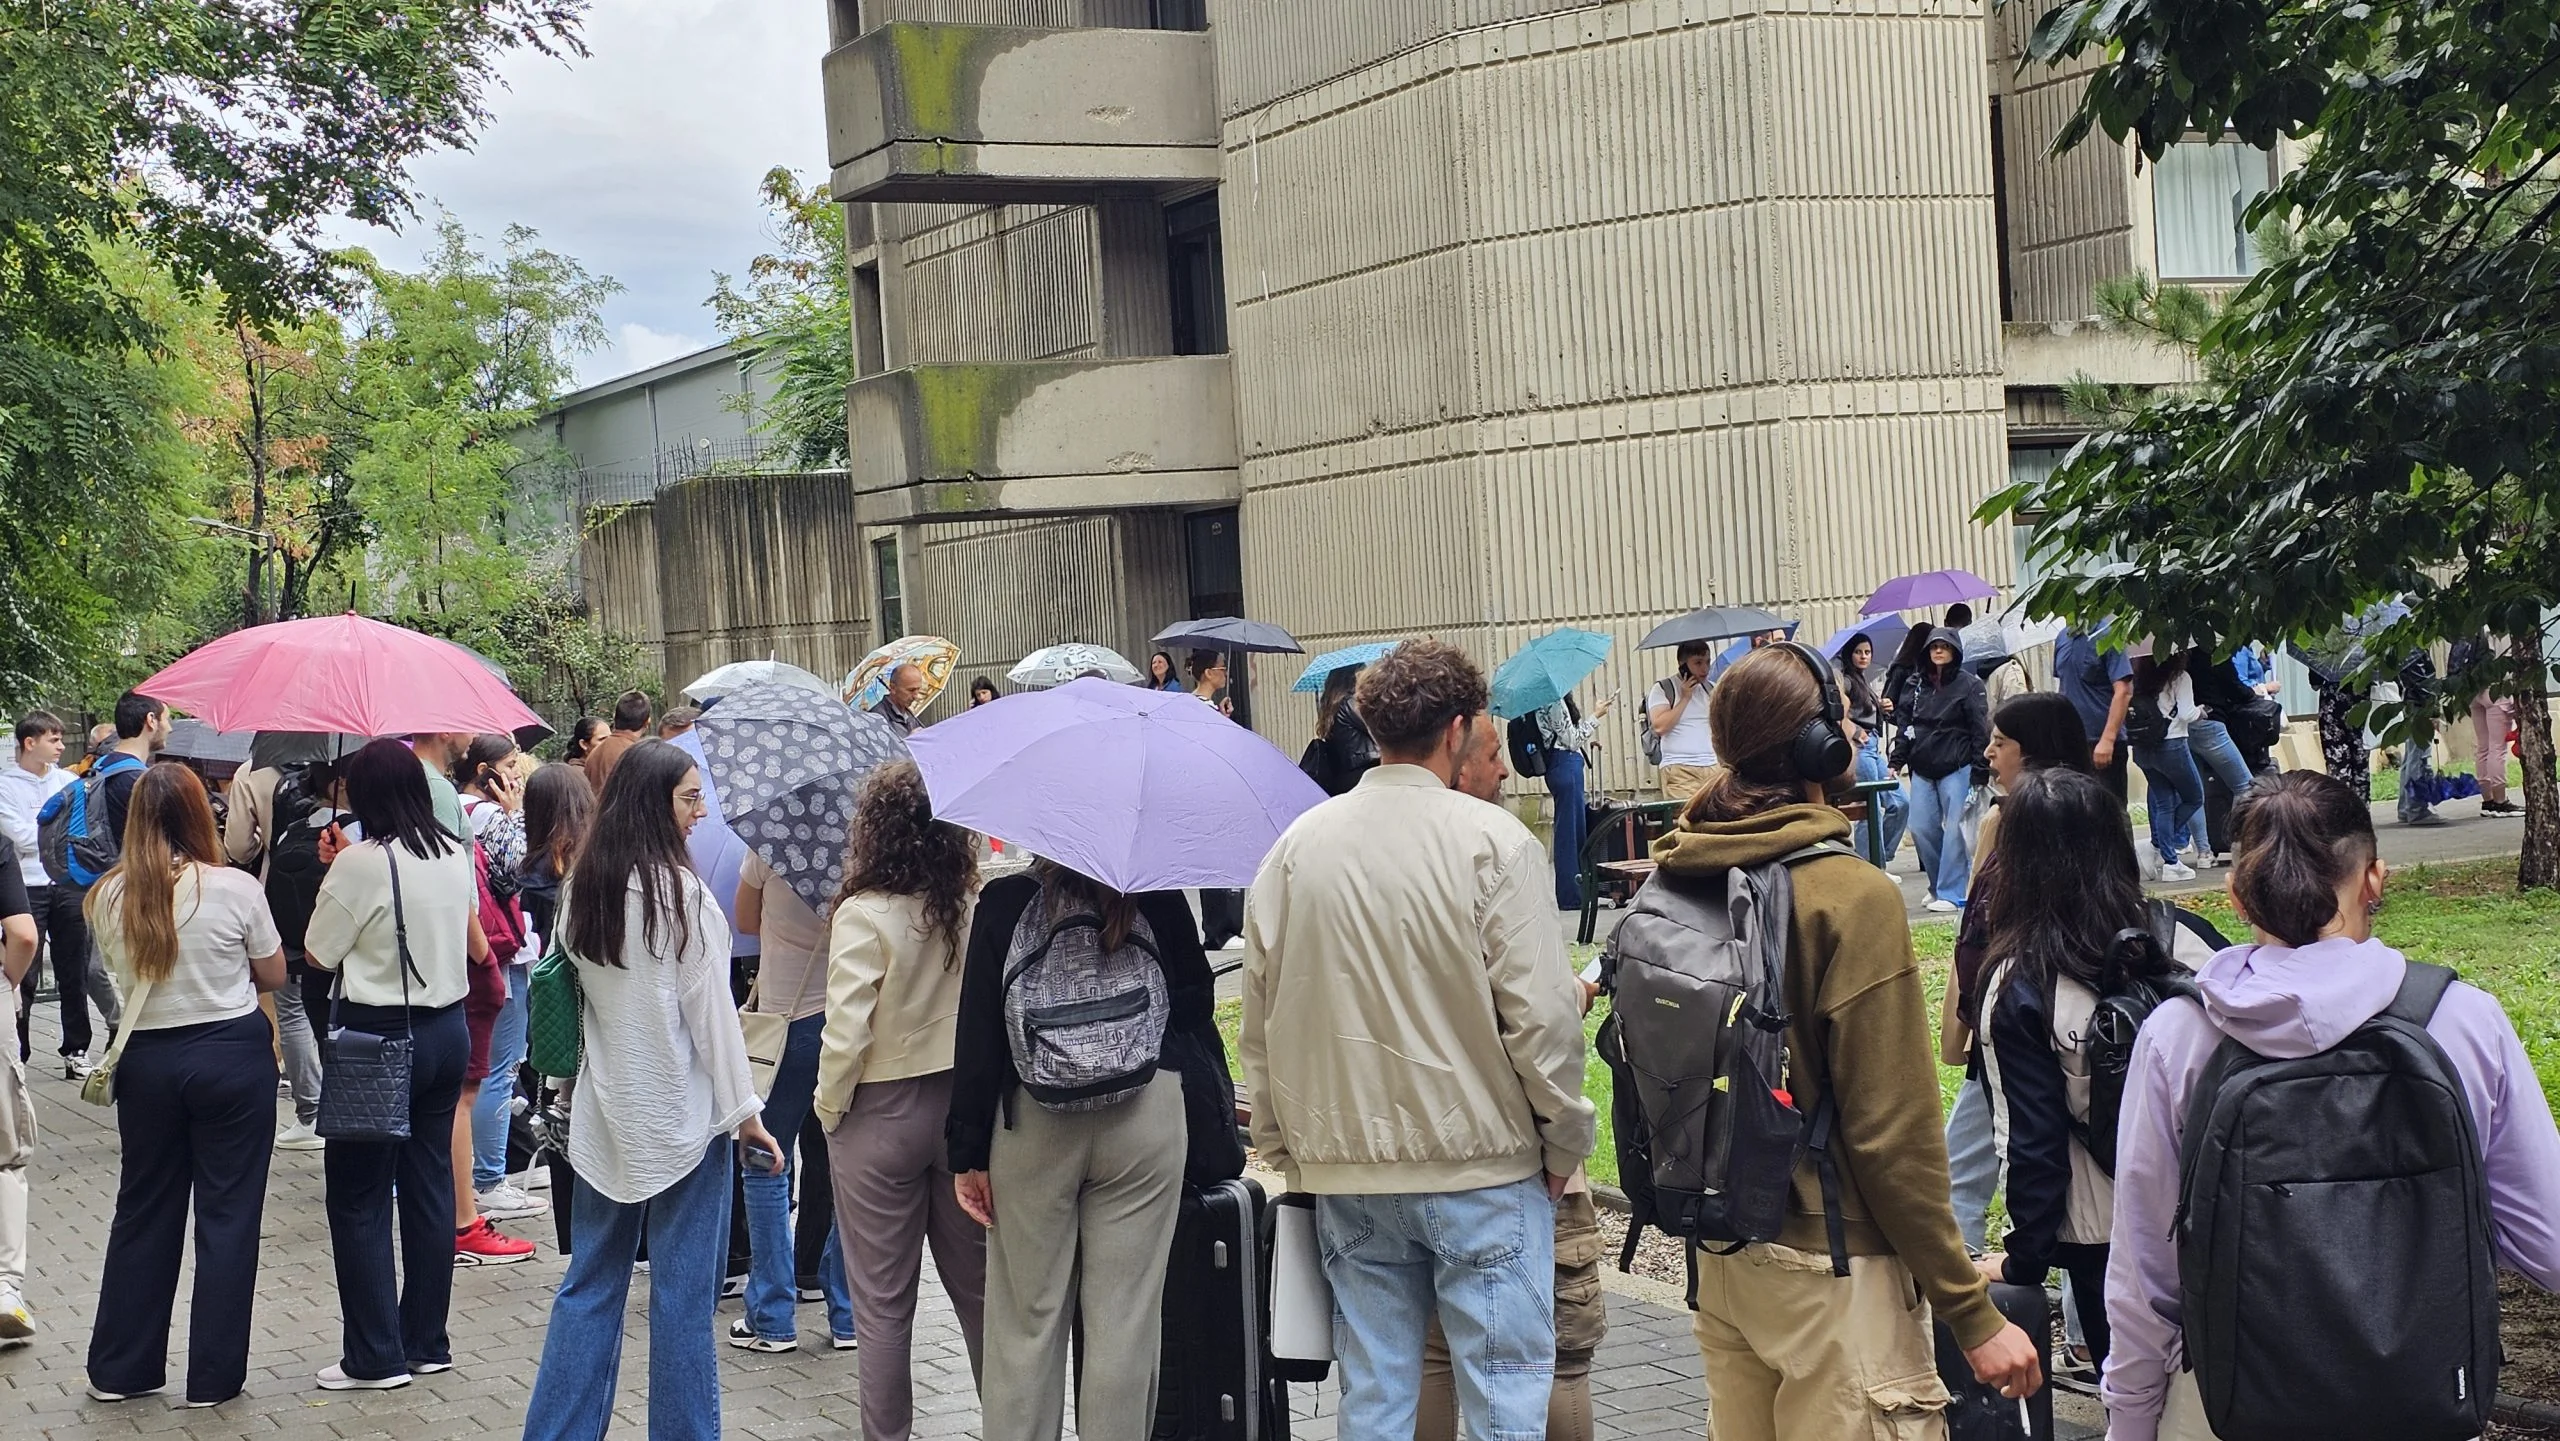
691, 680, 910, 913
683, 658, 836, 704
843, 635, 961, 711
1008, 642, 1141, 689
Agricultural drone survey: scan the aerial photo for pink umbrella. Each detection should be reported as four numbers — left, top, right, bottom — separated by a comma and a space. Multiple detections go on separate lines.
137, 613, 543, 737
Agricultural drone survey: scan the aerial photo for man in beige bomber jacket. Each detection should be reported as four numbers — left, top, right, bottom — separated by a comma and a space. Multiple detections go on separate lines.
1241, 640, 1595, 1441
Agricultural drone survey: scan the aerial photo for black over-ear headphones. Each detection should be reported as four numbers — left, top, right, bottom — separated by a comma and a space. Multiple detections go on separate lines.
1771, 640, 1855, 782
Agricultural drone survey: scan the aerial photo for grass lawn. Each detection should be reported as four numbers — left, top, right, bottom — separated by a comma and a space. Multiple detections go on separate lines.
1214, 857, 2560, 1193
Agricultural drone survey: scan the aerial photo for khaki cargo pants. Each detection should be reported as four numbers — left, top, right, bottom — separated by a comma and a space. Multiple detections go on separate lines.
1416, 1187, 1609, 1441
1691, 1241, 1953, 1441
0, 1039, 30, 1296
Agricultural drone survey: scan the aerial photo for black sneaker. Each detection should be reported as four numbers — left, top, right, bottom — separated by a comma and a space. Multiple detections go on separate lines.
2484, 798, 2524, 816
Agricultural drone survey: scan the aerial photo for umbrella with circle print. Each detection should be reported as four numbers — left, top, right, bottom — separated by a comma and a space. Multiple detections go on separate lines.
692, 680, 911, 913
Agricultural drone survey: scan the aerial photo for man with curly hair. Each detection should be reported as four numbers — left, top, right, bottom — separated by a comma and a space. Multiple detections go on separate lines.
1240, 639, 1595, 1441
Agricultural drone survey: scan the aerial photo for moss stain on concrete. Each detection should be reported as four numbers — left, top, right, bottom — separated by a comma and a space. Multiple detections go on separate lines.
909, 364, 1045, 479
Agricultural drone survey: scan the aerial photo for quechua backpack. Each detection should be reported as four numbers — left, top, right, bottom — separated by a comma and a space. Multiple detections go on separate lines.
1003, 901, 1169, 1112
1596, 841, 1856, 1303
2175, 960, 2499, 1440
37, 751, 144, 889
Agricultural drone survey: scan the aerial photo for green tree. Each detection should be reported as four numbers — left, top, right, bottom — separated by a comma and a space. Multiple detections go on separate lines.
1994, 0, 2560, 888
710, 167, 853, 469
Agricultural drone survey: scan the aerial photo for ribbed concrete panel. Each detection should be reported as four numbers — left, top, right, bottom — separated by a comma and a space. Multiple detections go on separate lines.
894, 204, 1105, 362
861, 0, 1148, 27
1215, 0, 1603, 117
1995, 0, 2133, 322
911, 512, 1189, 710
655, 473, 878, 692
1225, 457, 1489, 638
1228, 249, 1475, 457
577, 504, 665, 677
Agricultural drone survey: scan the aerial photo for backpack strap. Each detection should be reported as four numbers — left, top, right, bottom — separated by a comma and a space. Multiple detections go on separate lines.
1776, 840, 1859, 867
1763, 848, 1854, 1277
2385, 961, 2458, 1027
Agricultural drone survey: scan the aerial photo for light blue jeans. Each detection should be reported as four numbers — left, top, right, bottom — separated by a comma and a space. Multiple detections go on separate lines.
470, 962, 529, 1191
2185, 718, 2258, 800
1855, 737, 1909, 866
523, 1138, 731, 1441
1948, 1074, 2086, 1350
1907, 769, 1974, 905
1316, 1176, 1556, 1441
2133, 740, 2207, 864
742, 1012, 853, 1342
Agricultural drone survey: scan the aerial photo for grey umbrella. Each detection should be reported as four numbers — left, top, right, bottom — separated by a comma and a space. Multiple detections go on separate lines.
1637, 605, 1792, 650
163, 720, 253, 766
692, 680, 910, 913
1153, 616, 1305, 654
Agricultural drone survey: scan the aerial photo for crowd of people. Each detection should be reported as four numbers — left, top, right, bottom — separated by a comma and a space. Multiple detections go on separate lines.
0, 616, 2551, 1441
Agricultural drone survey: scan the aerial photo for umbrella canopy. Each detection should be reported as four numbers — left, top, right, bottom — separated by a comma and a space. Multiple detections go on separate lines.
1153, 617, 1303, 655
909, 677, 1325, 892
1009, 642, 1141, 689
1637, 606, 1791, 650
1291, 640, 1400, 693
1490, 629, 1613, 719
844, 635, 960, 711
1819, 616, 1911, 666
1712, 622, 1803, 679
137, 613, 542, 738
1860, 568, 1999, 617
249, 731, 365, 771
1957, 612, 2065, 668
692, 680, 911, 913
162, 720, 253, 766
684, 658, 836, 704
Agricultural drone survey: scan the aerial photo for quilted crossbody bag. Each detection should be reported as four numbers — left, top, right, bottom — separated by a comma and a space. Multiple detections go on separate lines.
526, 926, 584, 1079
317, 845, 422, 1143
78, 976, 156, 1107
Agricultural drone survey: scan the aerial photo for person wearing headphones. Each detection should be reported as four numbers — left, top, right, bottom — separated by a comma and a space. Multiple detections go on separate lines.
1646, 644, 2042, 1438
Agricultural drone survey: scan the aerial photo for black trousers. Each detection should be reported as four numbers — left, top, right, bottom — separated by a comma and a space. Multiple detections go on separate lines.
1197, 889, 1243, 948
794, 1107, 831, 1283
322, 1001, 468, 1380
2095, 746, 2130, 806
2054, 1240, 2113, 1372
16, 883, 97, 1058
86, 1012, 278, 1403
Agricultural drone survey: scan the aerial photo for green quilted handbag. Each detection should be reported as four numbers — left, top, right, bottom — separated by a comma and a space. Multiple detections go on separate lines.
526, 933, 584, 1079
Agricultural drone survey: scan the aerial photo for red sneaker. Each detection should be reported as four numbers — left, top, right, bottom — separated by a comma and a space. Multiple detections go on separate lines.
454, 1218, 536, 1267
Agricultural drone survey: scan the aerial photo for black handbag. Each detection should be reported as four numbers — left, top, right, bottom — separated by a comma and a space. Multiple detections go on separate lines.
317, 845, 421, 1143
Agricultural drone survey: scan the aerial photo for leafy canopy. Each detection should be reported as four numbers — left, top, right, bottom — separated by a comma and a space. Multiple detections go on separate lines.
710, 167, 853, 471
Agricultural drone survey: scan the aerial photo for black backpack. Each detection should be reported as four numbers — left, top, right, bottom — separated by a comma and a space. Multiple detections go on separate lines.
264, 771, 337, 955
1504, 713, 1548, 779
2073, 901, 2220, 1175
2120, 690, 2172, 747
1596, 842, 1855, 1303
2176, 961, 2500, 1440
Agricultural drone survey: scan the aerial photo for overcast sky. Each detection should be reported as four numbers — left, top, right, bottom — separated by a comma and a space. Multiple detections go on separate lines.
321, 0, 830, 388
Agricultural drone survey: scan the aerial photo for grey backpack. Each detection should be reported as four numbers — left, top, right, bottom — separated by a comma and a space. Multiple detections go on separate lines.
1003, 900, 1169, 1112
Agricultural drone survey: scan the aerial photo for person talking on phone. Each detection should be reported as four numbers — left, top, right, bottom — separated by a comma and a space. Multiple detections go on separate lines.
1647, 640, 1719, 802
522, 741, 782, 1441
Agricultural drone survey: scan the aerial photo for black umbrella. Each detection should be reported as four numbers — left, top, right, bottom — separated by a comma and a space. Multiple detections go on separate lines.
249, 731, 364, 771
1153, 617, 1304, 654
1638, 605, 1792, 650
163, 720, 253, 766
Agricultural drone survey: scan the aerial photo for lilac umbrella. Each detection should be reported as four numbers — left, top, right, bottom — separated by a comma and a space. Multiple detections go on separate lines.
1859, 568, 1998, 616
907, 677, 1327, 893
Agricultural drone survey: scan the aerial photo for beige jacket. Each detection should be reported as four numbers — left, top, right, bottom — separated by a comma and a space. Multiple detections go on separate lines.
1241, 764, 1595, 1193
814, 890, 974, 1130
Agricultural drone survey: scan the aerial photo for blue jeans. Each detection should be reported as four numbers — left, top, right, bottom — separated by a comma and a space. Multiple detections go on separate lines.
1946, 1075, 1996, 1253
2400, 725, 2438, 821
1546, 750, 1588, 911
1907, 769, 1973, 905
1316, 1177, 1557, 1440
1855, 737, 1909, 866
471, 962, 529, 1191
2186, 718, 2257, 800
2133, 740, 2207, 864
742, 1012, 853, 1342
524, 1138, 732, 1441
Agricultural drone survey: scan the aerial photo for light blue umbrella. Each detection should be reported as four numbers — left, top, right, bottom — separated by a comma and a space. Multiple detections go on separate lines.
1711, 621, 1801, 679
1291, 640, 1399, 693
1490, 628, 1612, 719
1820, 616, 1910, 666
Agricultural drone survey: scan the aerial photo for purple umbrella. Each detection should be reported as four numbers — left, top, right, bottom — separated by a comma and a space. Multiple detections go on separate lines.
1860, 568, 1998, 616
907, 677, 1327, 893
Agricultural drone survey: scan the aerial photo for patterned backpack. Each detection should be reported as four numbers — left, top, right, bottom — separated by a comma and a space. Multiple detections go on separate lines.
1002, 899, 1168, 1112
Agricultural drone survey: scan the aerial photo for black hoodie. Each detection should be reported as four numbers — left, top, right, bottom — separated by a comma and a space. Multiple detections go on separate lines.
1891, 627, 1989, 780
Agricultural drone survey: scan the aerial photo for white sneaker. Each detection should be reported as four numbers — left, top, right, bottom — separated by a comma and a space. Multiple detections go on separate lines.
2138, 848, 2163, 881
1923, 897, 1959, 914
2161, 861, 2198, 881
515, 1167, 551, 1193
276, 1121, 325, 1151
474, 1182, 549, 1220
0, 1285, 33, 1342
317, 1363, 410, 1391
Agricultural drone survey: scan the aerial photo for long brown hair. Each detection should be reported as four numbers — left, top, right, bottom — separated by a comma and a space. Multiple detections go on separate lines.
86, 763, 223, 984
1032, 857, 1138, 951
1686, 646, 1824, 823
835, 761, 978, 963
523, 762, 594, 878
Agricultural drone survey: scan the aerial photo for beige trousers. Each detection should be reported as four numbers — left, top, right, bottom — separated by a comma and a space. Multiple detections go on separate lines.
1416, 1187, 1608, 1441
1659, 764, 1717, 803
1690, 1241, 1953, 1441
0, 1043, 28, 1294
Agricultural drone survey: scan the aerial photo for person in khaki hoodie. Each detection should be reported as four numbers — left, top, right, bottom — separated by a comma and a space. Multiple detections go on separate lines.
1650, 645, 2040, 1441
1241, 639, 1595, 1441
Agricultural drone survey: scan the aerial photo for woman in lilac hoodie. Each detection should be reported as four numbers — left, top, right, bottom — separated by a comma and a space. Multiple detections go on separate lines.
2104, 770, 2560, 1440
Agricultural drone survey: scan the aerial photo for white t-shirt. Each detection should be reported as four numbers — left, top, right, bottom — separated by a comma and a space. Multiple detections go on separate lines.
1648, 677, 1718, 767
93, 864, 281, 1031
304, 837, 477, 1009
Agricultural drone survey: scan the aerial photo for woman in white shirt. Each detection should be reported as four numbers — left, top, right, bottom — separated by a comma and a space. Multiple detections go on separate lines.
523, 739, 780, 1441
2127, 653, 2209, 880
81, 763, 285, 1409
814, 762, 985, 1441
303, 738, 486, 1392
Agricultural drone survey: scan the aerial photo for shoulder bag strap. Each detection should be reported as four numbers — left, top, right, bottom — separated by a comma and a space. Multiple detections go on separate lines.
95, 974, 157, 1075
2384, 960, 2457, 1027
383, 844, 418, 1012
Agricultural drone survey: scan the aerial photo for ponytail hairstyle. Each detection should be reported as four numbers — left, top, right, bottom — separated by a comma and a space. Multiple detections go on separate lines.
1032, 857, 1139, 952
2229, 770, 2377, 946
87, 763, 224, 984
453, 732, 519, 796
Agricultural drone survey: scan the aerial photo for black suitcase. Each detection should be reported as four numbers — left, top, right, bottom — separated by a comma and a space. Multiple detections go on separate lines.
1153, 1176, 1290, 1441
1935, 1279, 2055, 1441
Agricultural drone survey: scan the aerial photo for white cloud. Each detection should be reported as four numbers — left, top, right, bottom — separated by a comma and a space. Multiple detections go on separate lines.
318, 0, 829, 389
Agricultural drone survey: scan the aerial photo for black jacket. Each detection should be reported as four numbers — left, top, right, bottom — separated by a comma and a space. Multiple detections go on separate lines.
1305, 703, 1380, 798
945, 873, 1239, 1180
1893, 662, 1989, 781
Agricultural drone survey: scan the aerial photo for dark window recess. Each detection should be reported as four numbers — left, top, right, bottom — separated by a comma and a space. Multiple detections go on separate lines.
874, 536, 905, 643
852, 263, 887, 376
1990, 97, 2014, 324
1151, 0, 1208, 31
1165, 193, 1228, 356
1184, 508, 1248, 727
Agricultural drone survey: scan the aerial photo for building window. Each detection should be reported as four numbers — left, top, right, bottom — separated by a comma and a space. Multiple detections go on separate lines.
852, 262, 886, 376
874, 536, 904, 642
1151, 0, 1208, 30
2153, 139, 2274, 280
1165, 193, 1227, 356
2007, 445, 2072, 592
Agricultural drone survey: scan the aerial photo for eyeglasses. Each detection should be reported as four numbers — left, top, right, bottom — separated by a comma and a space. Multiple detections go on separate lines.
675, 789, 705, 805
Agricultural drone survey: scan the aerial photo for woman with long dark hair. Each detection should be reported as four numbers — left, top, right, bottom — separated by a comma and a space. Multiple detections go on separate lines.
814, 762, 988, 1441
1968, 768, 2172, 1378
2128, 652, 2207, 880
1834, 632, 1909, 866
523, 740, 780, 1441
82, 765, 286, 1407
1302, 664, 1379, 797
304, 738, 487, 1391
517, 762, 592, 942
1144, 650, 1183, 693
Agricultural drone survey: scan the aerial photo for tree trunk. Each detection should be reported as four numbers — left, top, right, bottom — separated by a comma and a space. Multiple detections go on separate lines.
2511, 629, 2559, 891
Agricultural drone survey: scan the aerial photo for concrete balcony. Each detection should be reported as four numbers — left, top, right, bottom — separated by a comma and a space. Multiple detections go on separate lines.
824, 24, 1220, 205
847, 355, 1239, 524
